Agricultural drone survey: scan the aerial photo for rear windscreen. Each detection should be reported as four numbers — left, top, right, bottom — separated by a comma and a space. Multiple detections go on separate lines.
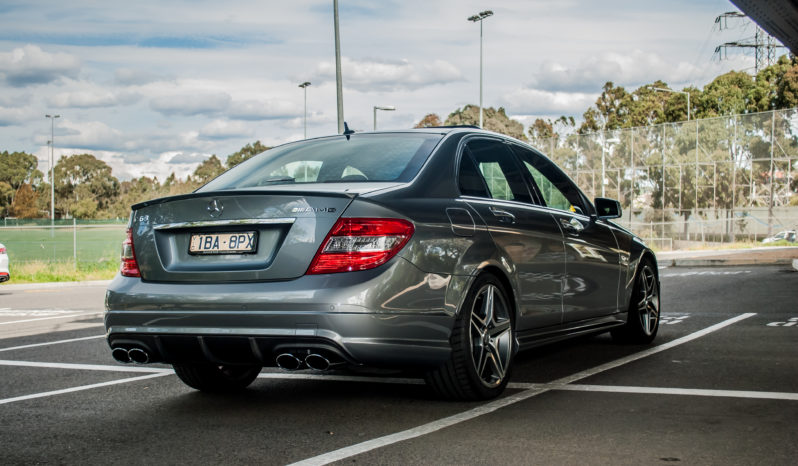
199, 133, 443, 191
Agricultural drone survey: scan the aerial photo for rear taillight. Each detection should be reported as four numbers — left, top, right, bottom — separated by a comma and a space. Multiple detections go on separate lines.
120, 228, 141, 277
307, 218, 414, 274
0, 246, 6, 254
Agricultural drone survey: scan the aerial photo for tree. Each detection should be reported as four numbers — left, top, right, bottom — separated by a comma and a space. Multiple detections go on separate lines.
10, 183, 40, 218
0, 150, 42, 216
226, 141, 269, 169
53, 153, 119, 218
192, 154, 225, 184
444, 105, 526, 140
414, 113, 442, 128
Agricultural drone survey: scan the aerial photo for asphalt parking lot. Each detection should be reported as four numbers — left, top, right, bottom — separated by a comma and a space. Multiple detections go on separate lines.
1, 265, 796, 465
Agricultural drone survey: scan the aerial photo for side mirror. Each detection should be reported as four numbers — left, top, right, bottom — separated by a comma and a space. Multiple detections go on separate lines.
594, 197, 622, 219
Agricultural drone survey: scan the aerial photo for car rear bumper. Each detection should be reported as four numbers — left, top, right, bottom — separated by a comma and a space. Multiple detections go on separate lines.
104, 258, 456, 368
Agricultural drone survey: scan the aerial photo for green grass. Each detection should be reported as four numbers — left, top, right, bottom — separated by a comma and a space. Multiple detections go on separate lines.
3, 259, 119, 284
0, 225, 125, 263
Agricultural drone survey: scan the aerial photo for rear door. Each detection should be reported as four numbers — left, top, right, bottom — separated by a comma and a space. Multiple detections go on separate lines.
458, 138, 565, 331
510, 144, 622, 322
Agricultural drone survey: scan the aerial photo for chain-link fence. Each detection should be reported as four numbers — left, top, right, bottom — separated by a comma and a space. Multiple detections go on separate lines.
535, 108, 798, 249
0, 219, 126, 264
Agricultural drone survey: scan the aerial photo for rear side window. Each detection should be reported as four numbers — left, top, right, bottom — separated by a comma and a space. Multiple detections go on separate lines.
200, 133, 443, 191
458, 139, 531, 203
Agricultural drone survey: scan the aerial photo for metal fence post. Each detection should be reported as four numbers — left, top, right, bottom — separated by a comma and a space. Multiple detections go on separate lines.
73, 218, 77, 269
768, 110, 775, 237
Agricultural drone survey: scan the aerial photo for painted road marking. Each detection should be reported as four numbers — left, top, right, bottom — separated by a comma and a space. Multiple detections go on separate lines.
767, 317, 798, 327
661, 270, 751, 278
660, 314, 690, 325
0, 310, 94, 317
287, 313, 757, 466
0, 312, 102, 325
517, 383, 798, 401
0, 359, 172, 373
0, 335, 105, 353
0, 373, 171, 406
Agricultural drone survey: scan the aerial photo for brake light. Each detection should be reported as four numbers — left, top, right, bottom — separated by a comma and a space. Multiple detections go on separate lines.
0, 246, 5, 254
120, 228, 141, 277
307, 218, 414, 274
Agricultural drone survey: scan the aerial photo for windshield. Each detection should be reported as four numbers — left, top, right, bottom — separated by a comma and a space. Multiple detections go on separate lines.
199, 133, 443, 191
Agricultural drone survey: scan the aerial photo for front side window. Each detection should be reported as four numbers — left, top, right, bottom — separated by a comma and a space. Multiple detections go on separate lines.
200, 133, 443, 191
511, 145, 589, 214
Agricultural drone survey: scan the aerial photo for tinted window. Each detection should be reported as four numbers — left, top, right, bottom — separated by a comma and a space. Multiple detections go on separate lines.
463, 140, 531, 203
511, 145, 589, 214
458, 150, 490, 197
200, 133, 443, 191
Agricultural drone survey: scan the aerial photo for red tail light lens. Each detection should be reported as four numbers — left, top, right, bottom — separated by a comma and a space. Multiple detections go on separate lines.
120, 228, 141, 277
307, 218, 414, 274
0, 246, 6, 254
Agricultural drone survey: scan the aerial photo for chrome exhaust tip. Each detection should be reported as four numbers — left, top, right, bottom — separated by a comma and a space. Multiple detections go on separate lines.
127, 348, 150, 364
111, 347, 131, 364
275, 353, 304, 371
304, 354, 331, 371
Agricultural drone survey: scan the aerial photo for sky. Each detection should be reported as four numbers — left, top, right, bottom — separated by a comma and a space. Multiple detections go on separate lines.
0, 0, 769, 181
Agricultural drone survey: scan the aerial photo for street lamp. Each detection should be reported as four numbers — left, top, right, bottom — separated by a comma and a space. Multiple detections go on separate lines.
333, 0, 344, 134
373, 106, 395, 131
299, 81, 311, 139
468, 10, 493, 129
45, 114, 60, 228
648, 86, 690, 121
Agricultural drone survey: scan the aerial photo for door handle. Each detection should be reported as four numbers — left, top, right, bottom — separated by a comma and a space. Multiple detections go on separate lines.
489, 207, 516, 224
560, 217, 584, 233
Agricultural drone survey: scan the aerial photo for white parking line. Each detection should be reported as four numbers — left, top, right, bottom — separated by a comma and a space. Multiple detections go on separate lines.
0, 359, 172, 373
288, 313, 757, 466
0, 335, 105, 352
546, 383, 798, 401
0, 312, 102, 325
0, 373, 171, 406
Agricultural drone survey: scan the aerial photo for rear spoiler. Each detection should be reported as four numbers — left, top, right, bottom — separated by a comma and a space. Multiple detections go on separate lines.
131, 189, 356, 210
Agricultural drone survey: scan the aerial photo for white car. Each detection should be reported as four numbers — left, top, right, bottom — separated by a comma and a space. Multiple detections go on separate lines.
762, 230, 796, 244
0, 242, 8, 283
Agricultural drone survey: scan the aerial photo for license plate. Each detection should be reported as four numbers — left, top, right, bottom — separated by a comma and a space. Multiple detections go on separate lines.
189, 231, 257, 255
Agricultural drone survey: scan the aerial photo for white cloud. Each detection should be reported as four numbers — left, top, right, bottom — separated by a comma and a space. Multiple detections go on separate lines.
500, 88, 599, 116
0, 45, 81, 87
199, 119, 254, 140
47, 87, 140, 108
0, 106, 38, 127
315, 57, 465, 92
149, 91, 232, 116
114, 68, 171, 86
228, 99, 299, 121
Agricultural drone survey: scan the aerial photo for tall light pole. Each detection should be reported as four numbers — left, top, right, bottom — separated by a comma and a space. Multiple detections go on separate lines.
333, 0, 344, 134
468, 10, 493, 129
299, 81, 311, 139
373, 106, 395, 131
45, 114, 60, 228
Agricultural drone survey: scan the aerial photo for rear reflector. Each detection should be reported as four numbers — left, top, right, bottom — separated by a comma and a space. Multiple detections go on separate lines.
120, 228, 141, 277
307, 218, 414, 274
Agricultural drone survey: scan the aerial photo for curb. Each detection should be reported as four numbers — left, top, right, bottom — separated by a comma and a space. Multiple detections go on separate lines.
665, 258, 795, 268
0, 279, 112, 291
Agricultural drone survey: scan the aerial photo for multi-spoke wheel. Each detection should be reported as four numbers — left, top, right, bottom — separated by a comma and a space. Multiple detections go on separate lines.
173, 363, 261, 392
426, 273, 515, 400
612, 260, 660, 344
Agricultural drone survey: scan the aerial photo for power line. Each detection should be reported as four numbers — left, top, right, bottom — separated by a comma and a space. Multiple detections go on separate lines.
713, 12, 786, 73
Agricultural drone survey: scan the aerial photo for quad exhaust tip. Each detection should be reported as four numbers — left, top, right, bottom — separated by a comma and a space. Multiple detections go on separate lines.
275, 353, 304, 371
304, 353, 331, 371
112, 347, 150, 364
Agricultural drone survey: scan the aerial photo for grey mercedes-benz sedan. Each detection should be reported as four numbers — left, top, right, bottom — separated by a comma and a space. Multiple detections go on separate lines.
105, 127, 660, 400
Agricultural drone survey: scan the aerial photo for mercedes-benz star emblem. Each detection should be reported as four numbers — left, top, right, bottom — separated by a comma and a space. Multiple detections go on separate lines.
207, 199, 224, 218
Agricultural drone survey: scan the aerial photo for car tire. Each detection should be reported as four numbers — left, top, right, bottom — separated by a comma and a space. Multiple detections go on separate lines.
611, 260, 660, 344
425, 273, 514, 401
173, 363, 261, 392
